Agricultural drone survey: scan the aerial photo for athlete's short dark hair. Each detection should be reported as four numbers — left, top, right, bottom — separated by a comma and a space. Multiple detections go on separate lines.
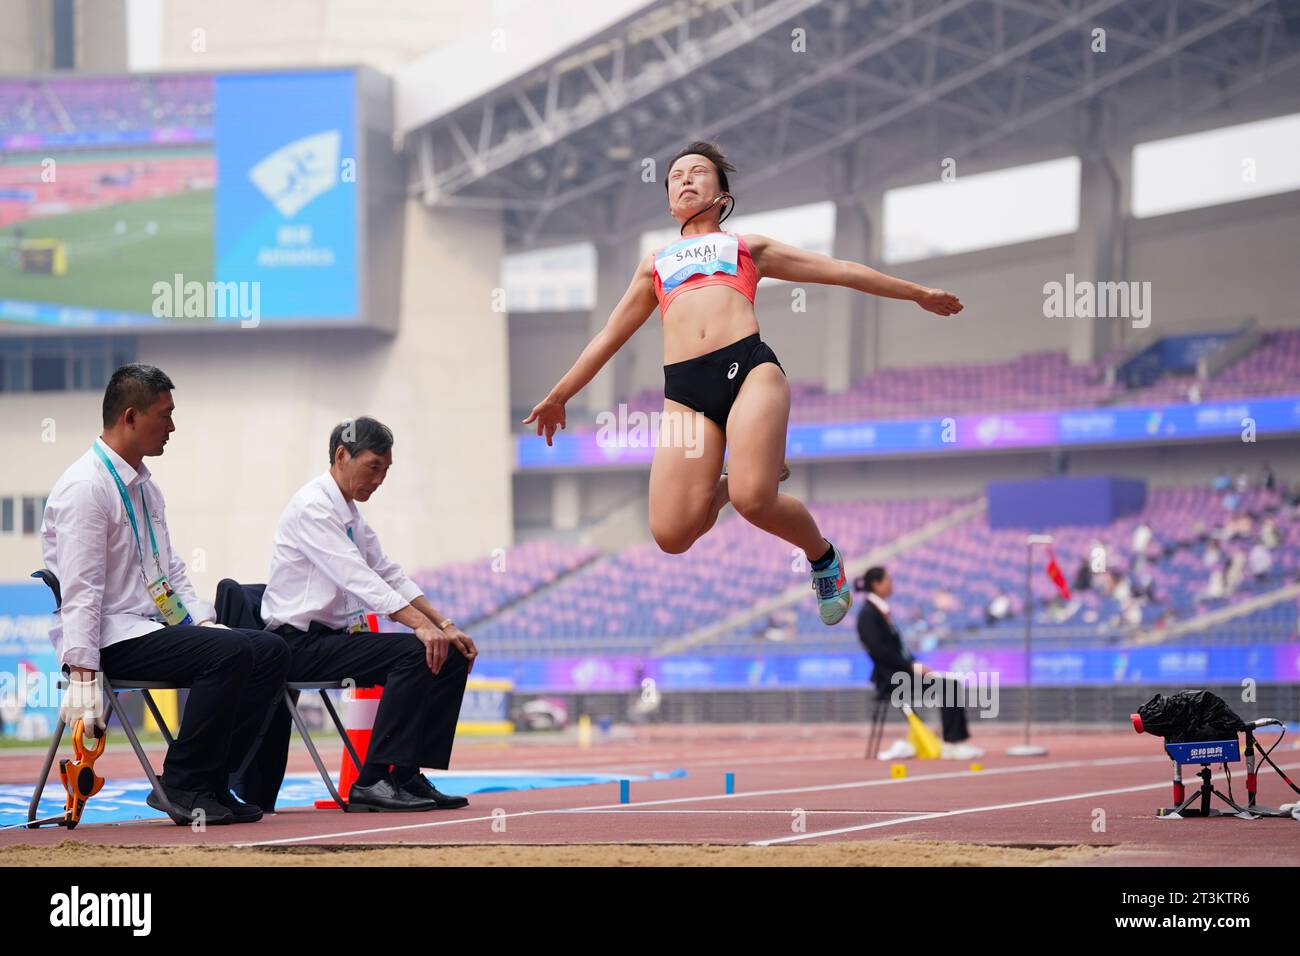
665, 141, 736, 195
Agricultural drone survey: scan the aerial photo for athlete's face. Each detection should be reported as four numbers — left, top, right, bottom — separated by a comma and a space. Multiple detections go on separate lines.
668, 154, 721, 219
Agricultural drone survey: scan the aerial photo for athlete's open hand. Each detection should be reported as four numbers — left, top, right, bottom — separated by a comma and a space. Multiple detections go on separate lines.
523, 398, 567, 446
915, 287, 963, 316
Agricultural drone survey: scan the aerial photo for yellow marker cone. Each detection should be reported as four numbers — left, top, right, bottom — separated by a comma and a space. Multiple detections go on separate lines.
890, 764, 907, 779
969, 763, 983, 772
577, 713, 593, 750
901, 704, 943, 760
142, 689, 178, 736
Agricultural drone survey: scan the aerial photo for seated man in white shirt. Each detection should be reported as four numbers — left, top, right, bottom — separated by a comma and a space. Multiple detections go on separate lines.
237, 417, 478, 812
42, 364, 291, 826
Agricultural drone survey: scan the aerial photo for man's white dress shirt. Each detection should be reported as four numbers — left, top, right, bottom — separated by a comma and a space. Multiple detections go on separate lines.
40, 437, 215, 670
260, 472, 423, 632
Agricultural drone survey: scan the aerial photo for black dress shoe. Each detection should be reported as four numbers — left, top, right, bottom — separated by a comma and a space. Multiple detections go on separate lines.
400, 773, 470, 809
346, 776, 440, 812
146, 783, 235, 826
212, 789, 263, 823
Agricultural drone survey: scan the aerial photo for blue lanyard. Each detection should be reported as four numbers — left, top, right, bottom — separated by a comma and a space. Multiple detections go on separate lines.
91, 441, 162, 579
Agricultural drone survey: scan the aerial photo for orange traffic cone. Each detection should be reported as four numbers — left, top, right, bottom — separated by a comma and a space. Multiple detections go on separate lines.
315, 613, 383, 809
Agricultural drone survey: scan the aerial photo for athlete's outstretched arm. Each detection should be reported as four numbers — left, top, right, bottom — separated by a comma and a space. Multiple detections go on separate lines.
523, 252, 659, 444
745, 233, 962, 316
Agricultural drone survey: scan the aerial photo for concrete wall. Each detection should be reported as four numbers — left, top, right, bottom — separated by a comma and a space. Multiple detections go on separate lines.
76, 0, 128, 72
1127, 191, 1300, 336
142, 0, 489, 74
0, 0, 52, 72
507, 310, 590, 417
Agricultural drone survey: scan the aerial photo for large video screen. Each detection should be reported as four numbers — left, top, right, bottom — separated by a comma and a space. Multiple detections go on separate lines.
0, 69, 362, 331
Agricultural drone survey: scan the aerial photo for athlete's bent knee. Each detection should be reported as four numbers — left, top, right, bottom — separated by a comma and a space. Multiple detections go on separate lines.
652, 526, 695, 554
730, 488, 775, 522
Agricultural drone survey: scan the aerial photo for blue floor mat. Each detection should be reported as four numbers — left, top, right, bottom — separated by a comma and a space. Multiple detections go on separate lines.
1, 768, 688, 828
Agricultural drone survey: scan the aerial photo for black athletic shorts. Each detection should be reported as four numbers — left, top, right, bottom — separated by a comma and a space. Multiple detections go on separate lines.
663, 332, 786, 431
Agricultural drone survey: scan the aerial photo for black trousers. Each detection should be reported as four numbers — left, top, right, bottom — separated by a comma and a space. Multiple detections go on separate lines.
99, 625, 291, 793
231, 625, 470, 810
876, 673, 971, 744
936, 685, 971, 744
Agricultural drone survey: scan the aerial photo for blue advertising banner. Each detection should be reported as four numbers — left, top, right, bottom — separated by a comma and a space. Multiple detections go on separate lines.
0, 583, 59, 742
517, 394, 1300, 468
465, 644, 1293, 692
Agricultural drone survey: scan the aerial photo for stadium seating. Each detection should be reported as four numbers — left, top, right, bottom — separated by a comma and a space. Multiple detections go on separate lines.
411, 480, 1297, 658
0, 75, 211, 137
407, 539, 601, 627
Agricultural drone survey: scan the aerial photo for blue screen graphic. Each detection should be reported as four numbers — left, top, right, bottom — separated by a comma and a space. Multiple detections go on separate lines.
214, 71, 358, 319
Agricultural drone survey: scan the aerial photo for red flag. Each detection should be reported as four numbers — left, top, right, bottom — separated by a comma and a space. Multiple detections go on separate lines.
1045, 546, 1071, 600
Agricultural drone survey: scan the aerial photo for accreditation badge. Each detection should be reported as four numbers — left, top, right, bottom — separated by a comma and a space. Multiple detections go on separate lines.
345, 609, 371, 635
147, 576, 194, 627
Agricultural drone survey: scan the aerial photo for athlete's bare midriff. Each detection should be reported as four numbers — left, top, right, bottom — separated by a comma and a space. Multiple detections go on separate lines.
660, 284, 760, 364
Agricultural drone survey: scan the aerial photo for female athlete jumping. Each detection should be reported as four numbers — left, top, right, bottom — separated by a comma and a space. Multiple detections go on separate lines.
524, 141, 962, 625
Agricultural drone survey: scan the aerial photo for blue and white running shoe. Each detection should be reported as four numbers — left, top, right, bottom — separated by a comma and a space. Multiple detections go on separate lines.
810, 545, 852, 625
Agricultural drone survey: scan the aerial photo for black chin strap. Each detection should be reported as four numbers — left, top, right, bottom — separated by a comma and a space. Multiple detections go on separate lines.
680, 193, 735, 235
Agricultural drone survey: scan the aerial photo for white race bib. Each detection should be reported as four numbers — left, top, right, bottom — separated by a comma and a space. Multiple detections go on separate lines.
655, 233, 739, 294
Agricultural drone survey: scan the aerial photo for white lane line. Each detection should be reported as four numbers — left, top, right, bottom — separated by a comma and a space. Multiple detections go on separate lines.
749, 760, 1300, 846
233, 754, 1149, 847
554, 809, 936, 815
235, 810, 542, 846
750, 783, 1163, 846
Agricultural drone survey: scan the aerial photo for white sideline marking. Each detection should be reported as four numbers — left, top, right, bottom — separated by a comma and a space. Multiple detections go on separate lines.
749, 760, 1300, 845
556, 809, 935, 815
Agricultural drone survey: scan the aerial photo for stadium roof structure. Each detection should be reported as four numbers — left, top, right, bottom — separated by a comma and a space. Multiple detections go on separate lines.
398, 0, 1300, 247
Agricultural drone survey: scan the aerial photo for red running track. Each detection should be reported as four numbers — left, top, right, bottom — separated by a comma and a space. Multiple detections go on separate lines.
3, 725, 1298, 865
